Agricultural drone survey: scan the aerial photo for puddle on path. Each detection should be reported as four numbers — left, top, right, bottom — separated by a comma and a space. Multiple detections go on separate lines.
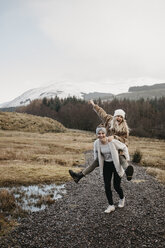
0, 184, 66, 212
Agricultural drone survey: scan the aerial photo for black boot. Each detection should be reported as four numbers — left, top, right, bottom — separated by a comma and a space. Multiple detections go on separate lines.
125, 164, 134, 181
69, 170, 84, 183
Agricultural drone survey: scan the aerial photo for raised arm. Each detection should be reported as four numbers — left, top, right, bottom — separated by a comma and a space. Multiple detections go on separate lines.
89, 100, 113, 123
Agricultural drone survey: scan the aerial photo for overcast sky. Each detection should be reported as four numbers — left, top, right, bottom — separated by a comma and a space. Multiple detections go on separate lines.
0, 0, 165, 104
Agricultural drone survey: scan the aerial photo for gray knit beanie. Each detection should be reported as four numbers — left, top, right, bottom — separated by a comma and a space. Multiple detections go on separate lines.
96, 126, 107, 135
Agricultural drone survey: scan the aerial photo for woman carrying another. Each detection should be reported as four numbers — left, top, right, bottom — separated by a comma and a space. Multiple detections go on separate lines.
94, 125, 129, 213
69, 100, 133, 183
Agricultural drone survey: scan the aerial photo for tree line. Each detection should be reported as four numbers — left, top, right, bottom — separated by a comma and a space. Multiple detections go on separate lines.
17, 96, 165, 139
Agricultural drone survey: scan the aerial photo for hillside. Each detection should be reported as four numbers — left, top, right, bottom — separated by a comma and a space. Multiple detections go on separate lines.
0, 112, 66, 133
82, 92, 114, 101
114, 83, 165, 100
128, 83, 165, 92
115, 88, 165, 100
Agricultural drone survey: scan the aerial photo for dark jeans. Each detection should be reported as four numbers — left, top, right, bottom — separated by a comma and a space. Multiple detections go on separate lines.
103, 161, 124, 205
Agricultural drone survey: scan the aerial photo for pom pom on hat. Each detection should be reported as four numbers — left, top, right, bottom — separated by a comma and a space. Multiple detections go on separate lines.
114, 109, 126, 119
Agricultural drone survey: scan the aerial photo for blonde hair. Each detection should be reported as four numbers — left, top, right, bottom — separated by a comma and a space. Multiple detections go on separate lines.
110, 117, 130, 135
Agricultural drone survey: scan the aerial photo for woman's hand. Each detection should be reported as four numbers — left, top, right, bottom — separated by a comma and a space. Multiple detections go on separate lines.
88, 99, 95, 107
107, 136, 114, 142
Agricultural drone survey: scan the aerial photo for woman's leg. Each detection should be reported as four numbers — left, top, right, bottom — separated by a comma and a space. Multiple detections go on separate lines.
119, 154, 128, 170
82, 158, 99, 175
103, 161, 113, 205
69, 159, 99, 183
113, 168, 124, 200
119, 154, 134, 181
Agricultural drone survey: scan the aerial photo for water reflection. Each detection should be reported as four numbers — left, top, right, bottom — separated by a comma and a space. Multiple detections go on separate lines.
0, 184, 66, 212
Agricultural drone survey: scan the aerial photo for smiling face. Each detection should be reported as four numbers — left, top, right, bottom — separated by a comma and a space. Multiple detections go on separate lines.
115, 115, 123, 124
97, 130, 106, 141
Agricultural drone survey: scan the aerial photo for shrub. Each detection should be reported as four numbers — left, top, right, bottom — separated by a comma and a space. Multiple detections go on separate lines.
132, 149, 143, 163
0, 189, 16, 211
35, 195, 55, 208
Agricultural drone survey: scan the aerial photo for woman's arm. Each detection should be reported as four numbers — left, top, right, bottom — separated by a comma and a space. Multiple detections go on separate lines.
89, 100, 113, 123
107, 135, 128, 146
93, 140, 98, 160
113, 134, 128, 145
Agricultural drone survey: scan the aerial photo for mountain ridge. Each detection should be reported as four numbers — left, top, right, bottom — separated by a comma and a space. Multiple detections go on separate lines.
0, 82, 165, 108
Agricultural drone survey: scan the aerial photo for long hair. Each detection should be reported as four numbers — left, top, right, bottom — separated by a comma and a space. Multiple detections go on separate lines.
109, 116, 130, 135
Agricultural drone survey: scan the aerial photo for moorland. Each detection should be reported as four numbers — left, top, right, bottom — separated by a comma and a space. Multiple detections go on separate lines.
0, 111, 165, 236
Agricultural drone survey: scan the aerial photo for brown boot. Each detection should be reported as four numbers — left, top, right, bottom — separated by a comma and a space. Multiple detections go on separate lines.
69, 170, 84, 183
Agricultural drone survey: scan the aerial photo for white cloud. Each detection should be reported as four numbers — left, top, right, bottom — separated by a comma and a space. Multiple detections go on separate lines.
0, 0, 165, 103
25, 0, 165, 77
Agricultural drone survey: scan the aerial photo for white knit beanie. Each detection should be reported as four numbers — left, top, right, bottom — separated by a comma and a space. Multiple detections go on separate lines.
114, 109, 126, 119
96, 127, 107, 135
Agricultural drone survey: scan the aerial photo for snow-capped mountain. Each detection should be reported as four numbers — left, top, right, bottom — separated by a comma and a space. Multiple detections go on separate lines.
1, 80, 164, 108
0, 81, 114, 108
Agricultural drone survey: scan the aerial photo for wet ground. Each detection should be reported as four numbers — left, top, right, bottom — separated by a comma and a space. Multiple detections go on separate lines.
1, 184, 66, 212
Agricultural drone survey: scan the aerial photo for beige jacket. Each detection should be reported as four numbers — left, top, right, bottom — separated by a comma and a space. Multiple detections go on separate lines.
94, 139, 130, 177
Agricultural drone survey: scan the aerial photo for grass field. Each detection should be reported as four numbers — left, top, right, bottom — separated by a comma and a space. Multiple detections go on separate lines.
0, 129, 95, 186
0, 128, 164, 235
129, 136, 165, 184
0, 129, 164, 186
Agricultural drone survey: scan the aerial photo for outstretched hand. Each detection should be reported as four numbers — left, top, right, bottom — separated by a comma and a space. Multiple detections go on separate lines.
88, 99, 95, 107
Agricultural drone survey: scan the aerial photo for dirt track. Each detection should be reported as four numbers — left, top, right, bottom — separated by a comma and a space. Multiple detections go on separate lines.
0, 151, 165, 248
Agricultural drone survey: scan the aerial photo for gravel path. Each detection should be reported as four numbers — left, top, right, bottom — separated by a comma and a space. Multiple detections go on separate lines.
0, 151, 165, 248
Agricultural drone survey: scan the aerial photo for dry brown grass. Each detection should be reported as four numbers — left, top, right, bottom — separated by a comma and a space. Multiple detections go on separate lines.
0, 189, 16, 211
146, 167, 165, 185
0, 111, 66, 133
129, 136, 165, 184
0, 111, 164, 186
35, 195, 55, 208
129, 136, 165, 170
0, 190, 20, 236
0, 129, 94, 186
0, 213, 18, 236
0, 129, 164, 186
